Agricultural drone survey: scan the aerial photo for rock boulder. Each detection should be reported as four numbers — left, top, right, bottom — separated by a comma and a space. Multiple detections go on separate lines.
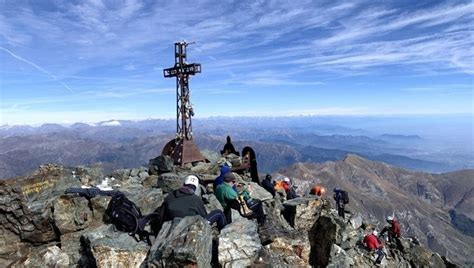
148, 216, 212, 268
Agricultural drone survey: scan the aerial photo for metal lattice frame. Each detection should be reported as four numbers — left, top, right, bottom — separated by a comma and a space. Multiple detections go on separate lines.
163, 41, 201, 140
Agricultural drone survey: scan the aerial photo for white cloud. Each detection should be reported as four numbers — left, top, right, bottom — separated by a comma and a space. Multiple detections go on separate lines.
0, 47, 73, 92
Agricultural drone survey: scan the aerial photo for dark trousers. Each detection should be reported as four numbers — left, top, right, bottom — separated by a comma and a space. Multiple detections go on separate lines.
248, 200, 266, 225
375, 248, 385, 264
206, 210, 227, 230
337, 204, 345, 219
223, 207, 233, 224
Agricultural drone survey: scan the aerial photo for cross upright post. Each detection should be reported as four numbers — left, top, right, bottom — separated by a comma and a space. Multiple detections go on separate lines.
161, 41, 207, 166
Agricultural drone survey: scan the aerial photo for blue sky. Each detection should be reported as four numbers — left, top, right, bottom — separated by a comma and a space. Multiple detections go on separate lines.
0, 0, 473, 125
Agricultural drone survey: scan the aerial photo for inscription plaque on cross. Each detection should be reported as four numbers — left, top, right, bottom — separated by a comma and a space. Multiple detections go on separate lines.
161, 41, 207, 166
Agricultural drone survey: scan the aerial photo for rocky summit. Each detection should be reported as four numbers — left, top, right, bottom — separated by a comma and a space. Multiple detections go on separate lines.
0, 155, 459, 267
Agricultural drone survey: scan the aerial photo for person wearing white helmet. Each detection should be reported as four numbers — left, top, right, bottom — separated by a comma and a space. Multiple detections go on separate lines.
161, 175, 227, 230
282, 177, 298, 200
381, 215, 401, 242
363, 229, 385, 265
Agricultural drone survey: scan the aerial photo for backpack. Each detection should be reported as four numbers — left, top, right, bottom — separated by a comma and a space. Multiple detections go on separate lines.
341, 190, 349, 204
237, 195, 253, 217
105, 194, 159, 244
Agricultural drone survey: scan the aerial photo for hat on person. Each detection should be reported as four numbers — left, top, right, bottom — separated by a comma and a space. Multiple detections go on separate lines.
373, 230, 378, 236
283, 177, 290, 182
265, 174, 272, 180
224, 172, 235, 183
184, 175, 200, 189
386, 215, 394, 222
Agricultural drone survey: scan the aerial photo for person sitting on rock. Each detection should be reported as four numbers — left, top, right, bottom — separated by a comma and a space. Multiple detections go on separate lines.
215, 173, 265, 225
215, 172, 241, 223
235, 182, 266, 226
380, 216, 401, 243
363, 230, 385, 265
221, 135, 238, 156
161, 175, 227, 230
213, 164, 231, 190
261, 174, 276, 197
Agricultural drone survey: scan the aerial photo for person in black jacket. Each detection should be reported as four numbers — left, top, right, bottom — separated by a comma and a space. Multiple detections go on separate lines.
161, 175, 227, 230
333, 187, 345, 219
221, 136, 238, 156
261, 174, 276, 197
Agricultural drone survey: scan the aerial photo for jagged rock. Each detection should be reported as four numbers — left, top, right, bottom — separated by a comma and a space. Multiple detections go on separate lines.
246, 182, 274, 201
203, 193, 224, 212
190, 162, 214, 173
283, 197, 321, 230
142, 174, 159, 188
53, 195, 93, 234
91, 196, 112, 222
268, 236, 310, 265
130, 168, 140, 178
148, 216, 212, 268
408, 245, 447, 267
199, 173, 216, 182
42, 245, 70, 267
218, 216, 262, 267
139, 171, 149, 180
60, 230, 92, 266
124, 187, 164, 215
156, 173, 182, 193
309, 215, 342, 267
82, 225, 149, 268
327, 244, 354, 268
349, 213, 363, 230
149, 155, 175, 175
8, 245, 70, 267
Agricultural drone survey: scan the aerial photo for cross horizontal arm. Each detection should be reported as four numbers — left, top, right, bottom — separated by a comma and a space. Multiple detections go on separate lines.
163, 63, 202, 78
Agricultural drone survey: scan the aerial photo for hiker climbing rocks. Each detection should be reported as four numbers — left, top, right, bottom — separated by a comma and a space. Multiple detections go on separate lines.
221, 135, 238, 156
213, 164, 231, 190
333, 187, 349, 219
381, 215, 401, 242
161, 175, 227, 230
363, 230, 385, 265
310, 185, 326, 197
261, 174, 276, 197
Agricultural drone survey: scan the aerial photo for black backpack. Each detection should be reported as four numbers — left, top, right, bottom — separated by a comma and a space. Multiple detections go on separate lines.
341, 190, 349, 204
105, 194, 159, 243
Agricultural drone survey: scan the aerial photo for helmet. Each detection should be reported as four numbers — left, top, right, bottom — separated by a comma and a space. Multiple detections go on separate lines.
333, 187, 340, 192
184, 175, 199, 189
373, 230, 378, 236
387, 216, 394, 222
265, 174, 272, 180
283, 177, 290, 182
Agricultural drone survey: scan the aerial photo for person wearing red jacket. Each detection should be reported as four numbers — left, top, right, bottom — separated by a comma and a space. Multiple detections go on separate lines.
363, 230, 385, 265
381, 216, 401, 242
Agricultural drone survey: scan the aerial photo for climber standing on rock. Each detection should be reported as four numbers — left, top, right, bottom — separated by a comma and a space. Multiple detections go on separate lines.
333, 187, 349, 219
381, 216, 401, 243
161, 175, 227, 230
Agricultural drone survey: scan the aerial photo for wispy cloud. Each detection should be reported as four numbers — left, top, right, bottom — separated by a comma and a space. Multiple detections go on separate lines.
0, 46, 73, 92
0, 0, 473, 124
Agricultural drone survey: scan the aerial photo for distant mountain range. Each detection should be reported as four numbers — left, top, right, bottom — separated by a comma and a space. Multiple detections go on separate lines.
1, 117, 472, 179
277, 154, 474, 264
